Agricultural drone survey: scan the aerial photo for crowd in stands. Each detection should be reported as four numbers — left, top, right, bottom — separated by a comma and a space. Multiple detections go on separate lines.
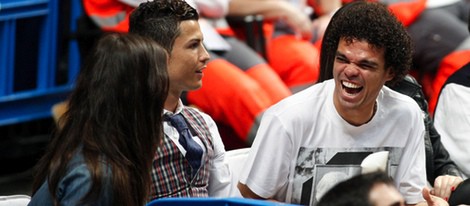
25, 0, 470, 205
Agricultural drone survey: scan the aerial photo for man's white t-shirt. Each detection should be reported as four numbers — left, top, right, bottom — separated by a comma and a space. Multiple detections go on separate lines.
239, 79, 426, 205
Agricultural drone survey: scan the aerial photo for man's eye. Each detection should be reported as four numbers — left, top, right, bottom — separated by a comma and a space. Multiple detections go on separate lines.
189, 43, 199, 49
360, 64, 375, 70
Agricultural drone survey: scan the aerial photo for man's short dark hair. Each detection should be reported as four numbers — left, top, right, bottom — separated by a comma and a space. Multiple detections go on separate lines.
129, 0, 199, 52
317, 171, 395, 206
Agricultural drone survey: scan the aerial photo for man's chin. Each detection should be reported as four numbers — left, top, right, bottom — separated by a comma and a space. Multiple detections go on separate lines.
188, 84, 203, 91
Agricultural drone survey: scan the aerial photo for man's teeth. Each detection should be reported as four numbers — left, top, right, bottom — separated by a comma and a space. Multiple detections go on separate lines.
342, 81, 361, 89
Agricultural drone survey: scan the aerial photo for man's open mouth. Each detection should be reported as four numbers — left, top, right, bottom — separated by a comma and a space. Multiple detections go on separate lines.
342, 81, 363, 94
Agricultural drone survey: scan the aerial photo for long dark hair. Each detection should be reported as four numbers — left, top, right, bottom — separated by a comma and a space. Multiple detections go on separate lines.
31, 33, 169, 206
318, 1, 413, 85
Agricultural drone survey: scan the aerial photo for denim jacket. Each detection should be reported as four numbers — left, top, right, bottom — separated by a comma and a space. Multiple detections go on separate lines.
28, 152, 113, 206
389, 75, 463, 185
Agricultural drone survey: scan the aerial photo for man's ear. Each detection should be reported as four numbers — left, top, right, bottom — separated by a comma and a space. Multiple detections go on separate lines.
385, 67, 395, 82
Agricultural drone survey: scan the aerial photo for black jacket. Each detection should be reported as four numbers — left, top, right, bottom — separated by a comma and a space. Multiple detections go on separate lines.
390, 75, 463, 185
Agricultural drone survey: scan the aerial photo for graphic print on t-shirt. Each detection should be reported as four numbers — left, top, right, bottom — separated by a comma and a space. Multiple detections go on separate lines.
288, 146, 403, 205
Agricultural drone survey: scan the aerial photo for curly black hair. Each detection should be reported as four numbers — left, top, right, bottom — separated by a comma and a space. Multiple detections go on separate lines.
319, 1, 413, 85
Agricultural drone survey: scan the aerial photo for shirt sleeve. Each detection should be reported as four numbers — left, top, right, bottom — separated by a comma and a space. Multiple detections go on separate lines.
238, 112, 293, 201
200, 112, 232, 197
435, 84, 470, 177
56, 163, 111, 205
396, 108, 427, 204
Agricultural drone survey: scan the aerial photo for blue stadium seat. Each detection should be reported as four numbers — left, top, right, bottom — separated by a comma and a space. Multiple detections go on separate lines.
147, 197, 299, 206
0, 0, 81, 126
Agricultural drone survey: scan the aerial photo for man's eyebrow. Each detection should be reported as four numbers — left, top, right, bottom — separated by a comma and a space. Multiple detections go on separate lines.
184, 37, 201, 46
335, 51, 379, 67
189, 36, 203, 43
358, 59, 379, 68
335, 51, 345, 57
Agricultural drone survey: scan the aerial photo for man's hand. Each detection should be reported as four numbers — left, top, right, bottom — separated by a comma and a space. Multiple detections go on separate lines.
419, 187, 449, 206
311, 14, 331, 42
432, 175, 463, 201
278, 1, 313, 40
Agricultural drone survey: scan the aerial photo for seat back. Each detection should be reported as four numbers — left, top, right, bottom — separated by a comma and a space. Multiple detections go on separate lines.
224, 147, 251, 197
0, 195, 31, 206
147, 197, 297, 206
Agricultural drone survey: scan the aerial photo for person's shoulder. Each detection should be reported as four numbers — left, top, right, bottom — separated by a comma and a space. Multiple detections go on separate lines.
52, 153, 93, 204
445, 63, 470, 87
65, 152, 110, 180
183, 105, 215, 124
264, 81, 331, 119
382, 85, 417, 104
184, 105, 207, 117
274, 80, 331, 108
381, 86, 422, 115
67, 152, 86, 169
389, 75, 422, 98
64, 153, 93, 180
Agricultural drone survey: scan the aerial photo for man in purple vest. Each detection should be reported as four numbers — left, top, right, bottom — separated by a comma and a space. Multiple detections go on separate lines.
129, 0, 231, 199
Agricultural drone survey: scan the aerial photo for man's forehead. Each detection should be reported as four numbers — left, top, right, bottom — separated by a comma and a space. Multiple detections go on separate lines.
339, 37, 383, 51
369, 183, 405, 206
177, 20, 201, 36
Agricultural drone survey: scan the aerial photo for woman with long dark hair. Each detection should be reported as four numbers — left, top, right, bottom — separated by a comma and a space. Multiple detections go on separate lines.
28, 33, 169, 206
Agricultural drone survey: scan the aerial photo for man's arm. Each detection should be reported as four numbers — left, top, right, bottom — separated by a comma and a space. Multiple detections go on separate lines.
428, 119, 462, 179
389, 76, 463, 200
227, 0, 313, 39
191, 0, 229, 18
200, 112, 232, 197
307, 0, 341, 16
237, 182, 266, 199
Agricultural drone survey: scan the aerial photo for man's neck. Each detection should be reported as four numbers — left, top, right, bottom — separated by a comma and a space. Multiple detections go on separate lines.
165, 92, 181, 112
336, 102, 377, 126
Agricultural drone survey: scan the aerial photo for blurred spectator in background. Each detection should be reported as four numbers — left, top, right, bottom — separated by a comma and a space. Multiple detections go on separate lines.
432, 4, 470, 180
317, 171, 406, 206
226, 0, 322, 92
434, 63, 470, 179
